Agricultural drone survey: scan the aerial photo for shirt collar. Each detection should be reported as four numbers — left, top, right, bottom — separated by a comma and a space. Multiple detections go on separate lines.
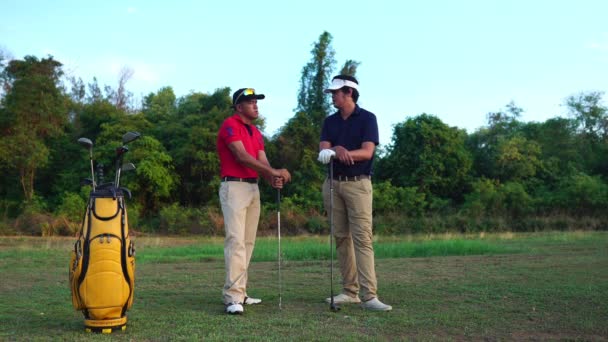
232, 113, 249, 125
334, 105, 361, 118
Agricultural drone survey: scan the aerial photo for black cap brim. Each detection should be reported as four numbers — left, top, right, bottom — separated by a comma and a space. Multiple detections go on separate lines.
241, 94, 265, 101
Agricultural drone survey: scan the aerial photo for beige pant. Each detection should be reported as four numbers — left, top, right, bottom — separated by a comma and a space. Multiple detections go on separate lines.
219, 181, 260, 304
323, 178, 378, 301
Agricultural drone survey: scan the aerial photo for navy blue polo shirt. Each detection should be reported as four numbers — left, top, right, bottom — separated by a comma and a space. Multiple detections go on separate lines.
320, 105, 379, 177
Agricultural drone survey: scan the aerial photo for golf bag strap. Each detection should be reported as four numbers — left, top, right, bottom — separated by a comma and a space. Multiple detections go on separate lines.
120, 204, 132, 316
91, 196, 122, 221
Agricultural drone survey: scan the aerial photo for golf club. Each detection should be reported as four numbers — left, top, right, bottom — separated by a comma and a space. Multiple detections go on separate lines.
277, 188, 282, 310
96, 163, 105, 187
114, 131, 141, 191
80, 178, 94, 187
119, 187, 132, 200
329, 157, 340, 312
77, 137, 96, 191
117, 163, 135, 188
114, 146, 129, 188
122, 131, 141, 144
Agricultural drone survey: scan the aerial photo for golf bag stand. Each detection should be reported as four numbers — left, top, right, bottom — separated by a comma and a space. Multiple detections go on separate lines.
69, 185, 135, 333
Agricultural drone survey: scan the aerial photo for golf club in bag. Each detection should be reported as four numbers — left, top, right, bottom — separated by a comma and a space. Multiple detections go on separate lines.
329, 157, 340, 312
69, 132, 140, 333
77, 138, 96, 191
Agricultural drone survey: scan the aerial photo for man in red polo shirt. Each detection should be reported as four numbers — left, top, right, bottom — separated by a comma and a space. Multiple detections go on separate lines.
217, 88, 291, 315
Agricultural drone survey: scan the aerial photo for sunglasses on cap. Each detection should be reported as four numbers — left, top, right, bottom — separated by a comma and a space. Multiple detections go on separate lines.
233, 88, 256, 105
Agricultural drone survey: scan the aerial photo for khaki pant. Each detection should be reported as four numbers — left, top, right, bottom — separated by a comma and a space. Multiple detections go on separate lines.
219, 181, 260, 304
323, 178, 377, 301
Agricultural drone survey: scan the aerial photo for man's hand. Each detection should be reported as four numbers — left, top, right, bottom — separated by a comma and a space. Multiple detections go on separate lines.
334, 146, 354, 165
270, 168, 291, 189
272, 176, 284, 189
317, 149, 336, 164
277, 168, 291, 183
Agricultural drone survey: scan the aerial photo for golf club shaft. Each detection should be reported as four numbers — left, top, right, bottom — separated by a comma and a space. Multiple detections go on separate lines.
277, 188, 282, 309
329, 158, 336, 310
89, 150, 96, 191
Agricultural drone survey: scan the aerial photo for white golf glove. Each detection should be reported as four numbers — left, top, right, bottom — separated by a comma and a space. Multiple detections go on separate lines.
317, 149, 336, 164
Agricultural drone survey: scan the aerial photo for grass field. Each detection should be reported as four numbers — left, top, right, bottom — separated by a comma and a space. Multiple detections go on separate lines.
0, 231, 607, 341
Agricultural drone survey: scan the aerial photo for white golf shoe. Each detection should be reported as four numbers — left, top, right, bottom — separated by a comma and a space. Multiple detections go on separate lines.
244, 296, 262, 305
325, 293, 361, 304
225, 302, 244, 315
361, 298, 392, 311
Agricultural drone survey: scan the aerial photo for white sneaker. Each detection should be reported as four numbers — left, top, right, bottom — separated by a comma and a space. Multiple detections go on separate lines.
225, 303, 244, 314
361, 298, 392, 311
244, 296, 262, 305
325, 293, 361, 304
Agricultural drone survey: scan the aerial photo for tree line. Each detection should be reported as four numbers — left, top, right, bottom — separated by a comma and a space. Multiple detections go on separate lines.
1, 32, 607, 236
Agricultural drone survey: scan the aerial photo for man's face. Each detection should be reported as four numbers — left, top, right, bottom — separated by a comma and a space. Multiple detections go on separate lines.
237, 99, 259, 120
331, 88, 350, 109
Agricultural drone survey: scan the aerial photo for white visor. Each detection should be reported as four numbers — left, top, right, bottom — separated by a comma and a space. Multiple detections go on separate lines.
324, 78, 359, 93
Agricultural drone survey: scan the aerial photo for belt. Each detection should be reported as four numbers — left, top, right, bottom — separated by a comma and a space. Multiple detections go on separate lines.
331, 175, 371, 182
221, 177, 258, 183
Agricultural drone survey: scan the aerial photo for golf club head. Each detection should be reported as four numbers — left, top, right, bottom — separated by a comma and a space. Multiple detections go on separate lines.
330, 302, 341, 312
121, 163, 136, 172
80, 178, 94, 186
122, 131, 141, 144
119, 187, 132, 199
115, 146, 129, 155
77, 137, 93, 149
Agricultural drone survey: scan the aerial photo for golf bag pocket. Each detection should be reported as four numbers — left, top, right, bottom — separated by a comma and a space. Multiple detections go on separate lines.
69, 189, 135, 328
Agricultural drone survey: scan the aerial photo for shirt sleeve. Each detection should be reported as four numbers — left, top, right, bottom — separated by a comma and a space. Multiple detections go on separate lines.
320, 118, 330, 143
256, 128, 265, 152
363, 113, 380, 146
219, 120, 243, 145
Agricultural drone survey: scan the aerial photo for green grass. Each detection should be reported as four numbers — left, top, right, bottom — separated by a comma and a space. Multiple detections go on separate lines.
134, 233, 525, 264
0, 231, 607, 341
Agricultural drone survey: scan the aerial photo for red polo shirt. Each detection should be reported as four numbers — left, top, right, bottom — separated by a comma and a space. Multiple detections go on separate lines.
217, 114, 265, 178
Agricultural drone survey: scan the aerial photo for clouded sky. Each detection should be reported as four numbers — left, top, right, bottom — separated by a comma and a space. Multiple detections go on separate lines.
2, 0, 607, 145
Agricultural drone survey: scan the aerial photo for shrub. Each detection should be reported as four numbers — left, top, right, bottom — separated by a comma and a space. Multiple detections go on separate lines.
373, 181, 426, 216
553, 173, 608, 214
14, 211, 54, 236
160, 203, 197, 235
501, 182, 533, 218
198, 206, 224, 235
56, 192, 86, 223
461, 178, 504, 218
305, 213, 326, 234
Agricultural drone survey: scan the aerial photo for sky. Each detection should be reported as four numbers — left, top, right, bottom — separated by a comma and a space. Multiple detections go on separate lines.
2, 0, 608, 146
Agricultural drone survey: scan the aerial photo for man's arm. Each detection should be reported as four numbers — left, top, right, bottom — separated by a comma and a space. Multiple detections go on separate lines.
227, 141, 291, 185
257, 150, 291, 187
319, 141, 375, 165
228, 141, 281, 179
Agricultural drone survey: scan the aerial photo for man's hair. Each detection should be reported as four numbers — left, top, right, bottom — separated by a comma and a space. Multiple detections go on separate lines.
333, 75, 360, 103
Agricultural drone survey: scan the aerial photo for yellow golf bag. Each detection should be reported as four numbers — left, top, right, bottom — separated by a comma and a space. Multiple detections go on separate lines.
69, 186, 135, 333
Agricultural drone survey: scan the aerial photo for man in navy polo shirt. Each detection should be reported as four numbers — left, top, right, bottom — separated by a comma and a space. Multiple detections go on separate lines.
217, 88, 291, 314
318, 75, 392, 311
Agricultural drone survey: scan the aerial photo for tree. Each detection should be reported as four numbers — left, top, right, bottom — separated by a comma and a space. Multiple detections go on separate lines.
565, 91, 608, 176
566, 91, 607, 141
467, 102, 525, 179
295, 31, 336, 128
0, 55, 68, 201
142, 86, 177, 124
495, 135, 541, 182
115, 66, 134, 111
519, 118, 580, 183
339, 60, 360, 77
376, 114, 472, 201
268, 32, 337, 203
